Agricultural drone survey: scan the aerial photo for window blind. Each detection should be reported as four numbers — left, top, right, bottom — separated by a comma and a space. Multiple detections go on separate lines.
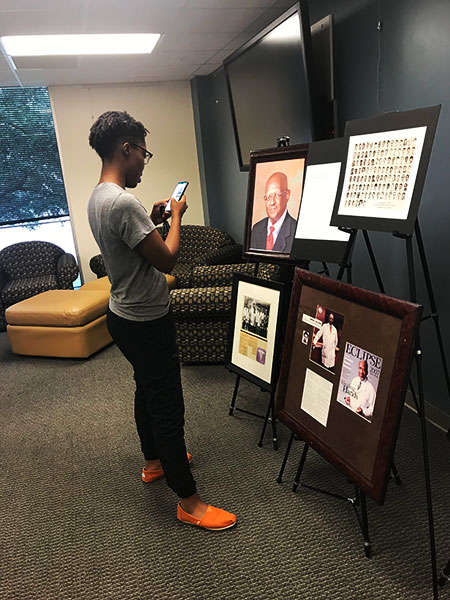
0, 87, 69, 227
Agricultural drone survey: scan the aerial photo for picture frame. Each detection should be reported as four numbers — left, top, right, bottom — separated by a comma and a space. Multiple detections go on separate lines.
290, 137, 351, 264
243, 143, 309, 263
226, 273, 286, 392
330, 104, 441, 235
276, 268, 422, 504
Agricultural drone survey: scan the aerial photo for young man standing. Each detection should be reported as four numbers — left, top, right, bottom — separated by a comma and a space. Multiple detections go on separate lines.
88, 111, 236, 530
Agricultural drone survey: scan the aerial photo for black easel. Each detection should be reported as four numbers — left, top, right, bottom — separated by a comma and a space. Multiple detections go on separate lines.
277, 434, 373, 556
276, 220, 446, 580
335, 219, 446, 598
229, 374, 278, 450
228, 134, 295, 450
439, 559, 450, 587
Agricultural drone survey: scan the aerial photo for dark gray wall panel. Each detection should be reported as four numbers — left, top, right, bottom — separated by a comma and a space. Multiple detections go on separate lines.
193, 0, 450, 414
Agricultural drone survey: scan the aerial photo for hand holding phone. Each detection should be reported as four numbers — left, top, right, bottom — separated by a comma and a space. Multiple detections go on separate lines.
164, 181, 189, 212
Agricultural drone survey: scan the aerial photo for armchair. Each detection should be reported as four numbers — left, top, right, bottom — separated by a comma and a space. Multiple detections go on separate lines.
171, 262, 284, 364
0, 241, 79, 331
158, 224, 243, 287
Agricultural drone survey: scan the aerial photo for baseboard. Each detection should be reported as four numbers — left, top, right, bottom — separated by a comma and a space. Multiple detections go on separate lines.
405, 389, 450, 433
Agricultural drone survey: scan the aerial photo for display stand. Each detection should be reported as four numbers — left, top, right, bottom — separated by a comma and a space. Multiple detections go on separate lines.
333, 218, 446, 598
439, 558, 450, 587
229, 373, 278, 450
276, 219, 445, 593
277, 435, 372, 556
226, 273, 288, 451
277, 432, 402, 557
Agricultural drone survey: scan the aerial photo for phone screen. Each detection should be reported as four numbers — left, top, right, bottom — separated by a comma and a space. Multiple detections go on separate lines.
165, 181, 189, 211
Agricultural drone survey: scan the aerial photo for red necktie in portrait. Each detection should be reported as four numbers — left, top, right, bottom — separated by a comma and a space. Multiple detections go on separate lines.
330, 325, 332, 333
266, 226, 275, 251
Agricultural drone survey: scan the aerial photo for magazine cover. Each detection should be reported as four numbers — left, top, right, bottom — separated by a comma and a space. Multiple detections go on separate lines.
336, 342, 383, 423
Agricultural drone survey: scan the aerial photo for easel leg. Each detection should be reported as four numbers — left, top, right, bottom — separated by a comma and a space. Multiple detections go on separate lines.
337, 229, 357, 281
439, 558, 450, 587
229, 374, 241, 416
415, 220, 450, 401
277, 431, 295, 483
360, 492, 371, 558
390, 460, 401, 485
408, 378, 421, 415
293, 443, 309, 492
270, 393, 278, 451
406, 234, 439, 599
362, 230, 385, 293
258, 392, 273, 448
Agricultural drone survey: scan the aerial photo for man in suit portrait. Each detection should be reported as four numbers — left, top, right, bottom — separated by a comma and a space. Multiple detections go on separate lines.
250, 171, 297, 252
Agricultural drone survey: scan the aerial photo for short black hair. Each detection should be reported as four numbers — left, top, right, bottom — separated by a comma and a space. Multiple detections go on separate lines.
88, 110, 148, 159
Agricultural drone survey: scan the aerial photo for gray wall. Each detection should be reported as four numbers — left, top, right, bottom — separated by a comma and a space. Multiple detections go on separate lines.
191, 0, 450, 416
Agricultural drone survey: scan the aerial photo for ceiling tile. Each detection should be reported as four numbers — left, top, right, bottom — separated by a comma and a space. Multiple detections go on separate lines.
0, 8, 84, 35
190, 63, 221, 76
157, 32, 234, 52
13, 56, 78, 70
186, 0, 274, 7
168, 8, 266, 33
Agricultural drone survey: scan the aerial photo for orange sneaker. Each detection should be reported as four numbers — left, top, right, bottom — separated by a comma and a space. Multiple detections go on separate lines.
177, 503, 236, 530
141, 453, 192, 483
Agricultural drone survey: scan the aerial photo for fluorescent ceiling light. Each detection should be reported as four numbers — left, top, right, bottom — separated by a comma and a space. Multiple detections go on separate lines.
1, 34, 160, 57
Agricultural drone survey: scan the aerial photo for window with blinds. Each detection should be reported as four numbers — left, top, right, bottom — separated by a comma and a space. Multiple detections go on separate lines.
0, 86, 69, 227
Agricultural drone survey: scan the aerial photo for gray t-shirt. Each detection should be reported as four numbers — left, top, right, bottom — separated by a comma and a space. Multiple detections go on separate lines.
88, 182, 169, 321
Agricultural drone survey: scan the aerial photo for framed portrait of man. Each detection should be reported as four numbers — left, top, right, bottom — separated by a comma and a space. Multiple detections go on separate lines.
275, 268, 422, 504
243, 144, 309, 263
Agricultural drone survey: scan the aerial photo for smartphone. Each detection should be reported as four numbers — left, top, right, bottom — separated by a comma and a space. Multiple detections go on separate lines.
164, 181, 189, 212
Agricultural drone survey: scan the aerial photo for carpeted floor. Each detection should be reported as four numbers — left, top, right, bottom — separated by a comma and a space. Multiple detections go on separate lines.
1, 332, 450, 600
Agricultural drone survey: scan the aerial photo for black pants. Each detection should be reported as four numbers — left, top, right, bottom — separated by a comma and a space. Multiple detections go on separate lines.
106, 308, 196, 499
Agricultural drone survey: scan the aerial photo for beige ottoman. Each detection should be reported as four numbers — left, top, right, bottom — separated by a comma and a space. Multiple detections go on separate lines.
81, 274, 177, 292
6, 289, 112, 358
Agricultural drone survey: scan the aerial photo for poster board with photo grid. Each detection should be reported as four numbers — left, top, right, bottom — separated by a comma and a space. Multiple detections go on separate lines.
330, 105, 441, 234
275, 269, 422, 504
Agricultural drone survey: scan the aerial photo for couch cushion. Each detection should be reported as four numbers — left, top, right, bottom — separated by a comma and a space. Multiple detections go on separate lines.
6, 289, 109, 327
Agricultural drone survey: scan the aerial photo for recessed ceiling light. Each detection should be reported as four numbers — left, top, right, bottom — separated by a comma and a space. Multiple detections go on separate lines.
0, 34, 160, 57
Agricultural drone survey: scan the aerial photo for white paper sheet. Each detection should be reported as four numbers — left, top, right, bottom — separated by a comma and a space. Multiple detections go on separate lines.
295, 162, 349, 241
301, 368, 333, 427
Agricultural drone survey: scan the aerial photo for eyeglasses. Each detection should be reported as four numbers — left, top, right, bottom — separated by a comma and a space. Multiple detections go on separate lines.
128, 142, 153, 164
264, 191, 287, 202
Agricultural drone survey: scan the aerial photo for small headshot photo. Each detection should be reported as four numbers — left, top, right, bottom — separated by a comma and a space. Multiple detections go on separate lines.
302, 330, 310, 346
309, 306, 344, 374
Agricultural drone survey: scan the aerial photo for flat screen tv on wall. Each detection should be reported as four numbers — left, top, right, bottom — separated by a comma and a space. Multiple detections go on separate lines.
223, 1, 329, 172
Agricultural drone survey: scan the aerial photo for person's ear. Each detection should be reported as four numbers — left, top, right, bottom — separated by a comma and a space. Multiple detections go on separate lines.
121, 141, 131, 158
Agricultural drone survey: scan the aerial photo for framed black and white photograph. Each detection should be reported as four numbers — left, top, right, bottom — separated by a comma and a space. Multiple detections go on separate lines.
226, 273, 286, 391
276, 268, 422, 504
243, 143, 309, 263
330, 105, 441, 234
